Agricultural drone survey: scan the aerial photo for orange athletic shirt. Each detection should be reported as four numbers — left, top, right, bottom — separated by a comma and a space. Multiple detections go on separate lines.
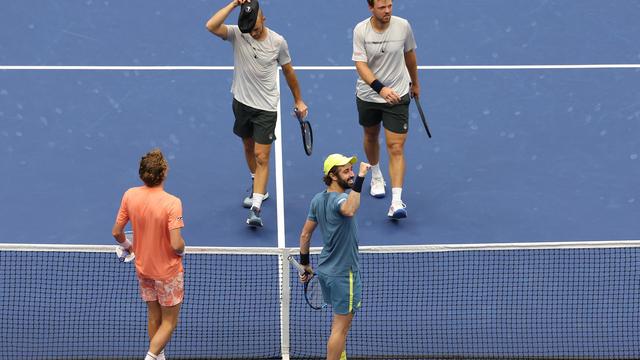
116, 186, 184, 280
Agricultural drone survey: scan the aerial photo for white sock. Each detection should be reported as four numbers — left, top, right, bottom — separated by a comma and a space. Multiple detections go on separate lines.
371, 163, 383, 179
157, 350, 166, 360
392, 187, 403, 204
145, 352, 157, 360
252, 193, 265, 210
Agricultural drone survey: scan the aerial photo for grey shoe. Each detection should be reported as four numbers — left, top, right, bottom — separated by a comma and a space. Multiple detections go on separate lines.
243, 192, 270, 208
246, 207, 264, 227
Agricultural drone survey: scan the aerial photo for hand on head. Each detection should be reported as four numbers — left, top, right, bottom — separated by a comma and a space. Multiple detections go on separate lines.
234, 0, 251, 6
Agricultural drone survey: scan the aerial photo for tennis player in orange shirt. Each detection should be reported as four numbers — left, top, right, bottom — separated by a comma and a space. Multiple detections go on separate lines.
112, 149, 186, 360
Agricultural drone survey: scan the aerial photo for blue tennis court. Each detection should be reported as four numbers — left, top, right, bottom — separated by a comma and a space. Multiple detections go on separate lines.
1, 0, 640, 359
1, 1, 639, 247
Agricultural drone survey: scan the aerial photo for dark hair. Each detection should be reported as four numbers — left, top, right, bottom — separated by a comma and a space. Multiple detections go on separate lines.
139, 148, 168, 187
323, 167, 339, 186
367, 0, 375, 6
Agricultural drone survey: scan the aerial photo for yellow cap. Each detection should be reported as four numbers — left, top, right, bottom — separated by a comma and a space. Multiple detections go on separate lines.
323, 153, 357, 175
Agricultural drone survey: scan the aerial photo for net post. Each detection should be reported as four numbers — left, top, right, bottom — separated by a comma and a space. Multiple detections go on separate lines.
280, 247, 291, 360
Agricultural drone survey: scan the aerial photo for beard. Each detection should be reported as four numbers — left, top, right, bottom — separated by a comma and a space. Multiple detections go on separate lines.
337, 176, 354, 191
375, 13, 391, 23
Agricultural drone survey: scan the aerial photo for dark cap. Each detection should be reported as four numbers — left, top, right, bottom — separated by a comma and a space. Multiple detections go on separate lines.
238, 0, 260, 33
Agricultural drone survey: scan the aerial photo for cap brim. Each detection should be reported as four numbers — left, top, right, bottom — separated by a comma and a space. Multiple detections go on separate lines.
345, 156, 357, 165
334, 156, 358, 169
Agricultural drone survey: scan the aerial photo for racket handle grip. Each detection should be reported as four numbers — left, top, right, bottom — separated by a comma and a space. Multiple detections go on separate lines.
287, 255, 306, 274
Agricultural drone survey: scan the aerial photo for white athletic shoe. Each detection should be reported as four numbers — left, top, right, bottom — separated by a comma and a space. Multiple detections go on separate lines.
387, 202, 407, 219
243, 192, 270, 208
370, 177, 386, 198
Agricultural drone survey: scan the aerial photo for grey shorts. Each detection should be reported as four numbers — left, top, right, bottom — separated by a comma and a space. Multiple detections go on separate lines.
356, 94, 411, 134
232, 98, 277, 144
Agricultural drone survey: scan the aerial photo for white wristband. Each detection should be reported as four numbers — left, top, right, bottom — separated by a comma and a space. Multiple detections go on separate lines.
120, 239, 132, 250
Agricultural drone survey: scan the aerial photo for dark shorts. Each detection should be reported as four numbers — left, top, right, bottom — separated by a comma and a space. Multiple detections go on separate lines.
318, 270, 362, 315
356, 94, 411, 134
232, 98, 277, 144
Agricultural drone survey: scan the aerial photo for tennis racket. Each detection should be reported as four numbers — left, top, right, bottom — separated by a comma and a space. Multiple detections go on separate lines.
116, 231, 135, 263
288, 255, 326, 310
294, 108, 313, 156
414, 96, 432, 138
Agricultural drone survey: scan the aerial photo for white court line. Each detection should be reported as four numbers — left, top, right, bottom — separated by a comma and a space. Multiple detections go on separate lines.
1, 64, 640, 71
275, 74, 286, 249
273, 73, 289, 360
296, 64, 640, 70
0, 66, 234, 71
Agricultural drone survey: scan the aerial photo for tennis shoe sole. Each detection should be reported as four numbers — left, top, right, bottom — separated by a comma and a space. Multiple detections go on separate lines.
247, 218, 263, 227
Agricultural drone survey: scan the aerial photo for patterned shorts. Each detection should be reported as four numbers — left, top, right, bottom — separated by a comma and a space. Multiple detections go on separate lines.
138, 272, 184, 307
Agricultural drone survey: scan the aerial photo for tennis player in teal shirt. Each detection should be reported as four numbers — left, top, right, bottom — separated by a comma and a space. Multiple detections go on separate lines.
298, 153, 370, 360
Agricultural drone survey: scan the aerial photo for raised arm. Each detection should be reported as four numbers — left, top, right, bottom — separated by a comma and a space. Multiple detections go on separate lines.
340, 162, 371, 217
205, 0, 243, 39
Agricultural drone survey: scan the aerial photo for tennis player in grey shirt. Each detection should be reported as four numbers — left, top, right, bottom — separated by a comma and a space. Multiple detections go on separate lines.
206, 0, 308, 227
353, 0, 420, 220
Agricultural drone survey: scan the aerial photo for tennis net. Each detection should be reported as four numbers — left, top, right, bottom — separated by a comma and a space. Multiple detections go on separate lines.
1, 242, 639, 359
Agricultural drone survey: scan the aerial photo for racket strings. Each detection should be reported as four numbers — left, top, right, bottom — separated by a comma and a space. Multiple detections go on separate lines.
305, 277, 324, 308
302, 122, 313, 153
